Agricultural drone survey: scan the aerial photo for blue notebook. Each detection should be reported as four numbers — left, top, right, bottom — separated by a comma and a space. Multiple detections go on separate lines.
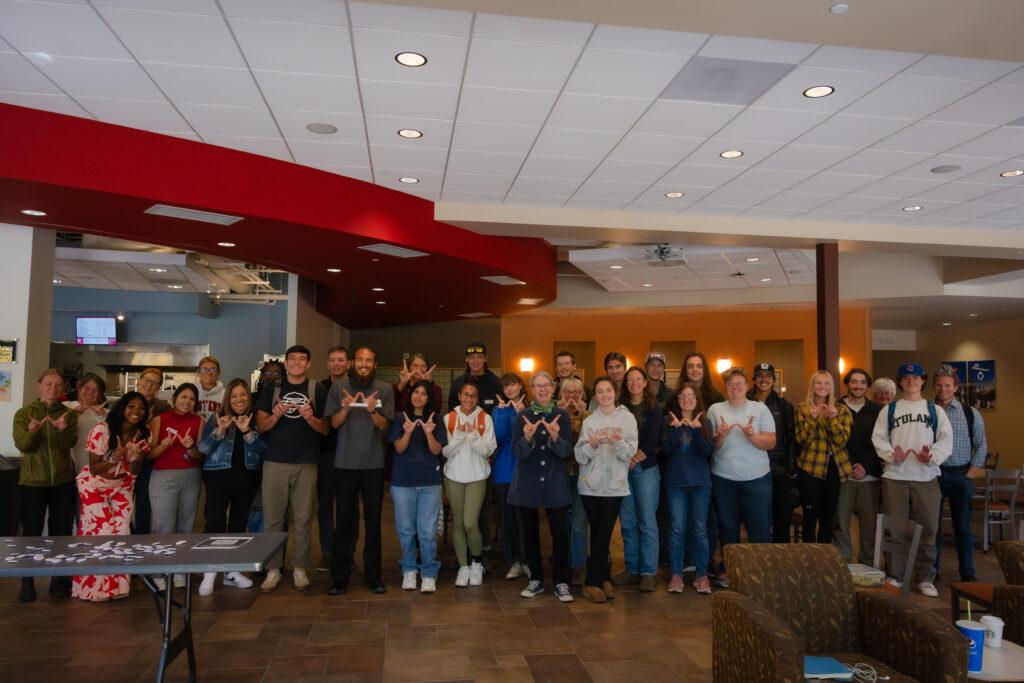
804, 656, 853, 680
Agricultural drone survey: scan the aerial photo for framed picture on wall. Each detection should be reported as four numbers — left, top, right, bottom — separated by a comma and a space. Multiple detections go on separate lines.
967, 360, 996, 410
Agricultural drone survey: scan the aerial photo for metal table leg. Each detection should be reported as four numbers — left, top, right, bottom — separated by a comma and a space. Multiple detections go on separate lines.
140, 573, 197, 683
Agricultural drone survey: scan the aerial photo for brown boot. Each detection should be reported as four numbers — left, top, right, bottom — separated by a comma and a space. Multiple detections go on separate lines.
611, 571, 639, 586
582, 586, 606, 603
602, 581, 615, 600
639, 574, 656, 593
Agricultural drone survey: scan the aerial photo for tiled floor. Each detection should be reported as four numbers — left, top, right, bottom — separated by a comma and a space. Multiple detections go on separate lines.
0, 504, 1006, 682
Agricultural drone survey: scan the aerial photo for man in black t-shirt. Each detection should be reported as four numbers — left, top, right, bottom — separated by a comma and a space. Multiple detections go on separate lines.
256, 344, 328, 592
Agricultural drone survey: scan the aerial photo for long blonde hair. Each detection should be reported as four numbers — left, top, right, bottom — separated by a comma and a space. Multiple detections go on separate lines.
804, 370, 837, 408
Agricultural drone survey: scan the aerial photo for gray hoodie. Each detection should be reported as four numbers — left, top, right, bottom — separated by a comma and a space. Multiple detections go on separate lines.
574, 405, 638, 497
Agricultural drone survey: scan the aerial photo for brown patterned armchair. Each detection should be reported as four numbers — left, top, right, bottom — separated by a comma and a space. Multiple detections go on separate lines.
993, 541, 1024, 645
712, 544, 967, 683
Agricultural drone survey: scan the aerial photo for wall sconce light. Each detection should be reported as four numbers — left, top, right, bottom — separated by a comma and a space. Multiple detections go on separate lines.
838, 357, 846, 376
519, 357, 535, 373
716, 358, 733, 374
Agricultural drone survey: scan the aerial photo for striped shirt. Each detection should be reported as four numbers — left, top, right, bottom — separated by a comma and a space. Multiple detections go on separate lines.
939, 399, 987, 468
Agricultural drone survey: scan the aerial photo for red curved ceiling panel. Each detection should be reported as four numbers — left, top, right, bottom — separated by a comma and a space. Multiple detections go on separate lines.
0, 103, 556, 328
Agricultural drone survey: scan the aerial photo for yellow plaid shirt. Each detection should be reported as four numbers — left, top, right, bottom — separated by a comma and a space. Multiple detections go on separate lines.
795, 403, 853, 481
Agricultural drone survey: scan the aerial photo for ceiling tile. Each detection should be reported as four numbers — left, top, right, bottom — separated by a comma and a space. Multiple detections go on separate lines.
758, 191, 834, 210
928, 83, 1024, 126
698, 35, 817, 64
753, 66, 889, 113
903, 55, 1020, 82
632, 99, 741, 137
364, 114, 451, 148
958, 219, 1020, 230
465, 38, 580, 91
312, 165, 372, 182
590, 159, 674, 184
659, 163, 743, 187
741, 207, 803, 219
564, 197, 628, 210
273, 109, 365, 142
505, 194, 573, 207
441, 190, 506, 203
757, 144, 856, 173
928, 202, 1014, 221
946, 126, 1024, 159
450, 121, 540, 153
222, 0, 349, 26
445, 149, 527, 175
39, 56, 162, 100
872, 120, 995, 154
472, 13, 592, 47
229, 18, 354, 76
519, 154, 601, 179
360, 80, 459, 119
352, 28, 468, 84
714, 107, 829, 144
531, 127, 622, 159
508, 176, 580, 197
609, 133, 702, 164
546, 93, 651, 132
801, 46, 923, 73
844, 75, 982, 119
0, 90, 90, 117
622, 201, 682, 214
796, 210, 860, 222
97, 7, 245, 68
574, 179, 648, 200
77, 95, 189, 132
872, 199, 960, 216
254, 71, 360, 113
144, 62, 263, 107
565, 48, 689, 99
633, 185, 713, 204
370, 143, 448, 170
685, 139, 783, 167
91, 1, 218, 14
980, 205, 1024, 222
853, 176, 945, 198
796, 114, 911, 148
202, 134, 291, 161
970, 186, 1023, 205
1000, 67, 1024, 86
815, 195, 894, 213
911, 181, 1004, 203
827, 148, 929, 176
177, 102, 279, 136
956, 157, 1024, 184
727, 168, 812, 191
456, 86, 556, 126
589, 25, 706, 55
789, 172, 877, 194
348, 1, 469, 35
893, 153, 1010, 181
0, 0, 130, 60
374, 168, 442, 189
699, 187, 777, 207
442, 173, 513, 194
0, 53, 61, 93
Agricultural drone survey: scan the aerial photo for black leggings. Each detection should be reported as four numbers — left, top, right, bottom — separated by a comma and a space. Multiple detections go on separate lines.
203, 468, 261, 534
798, 459, 841, 543
772, 472, 794, 543
19, 482, 76, 538
518, 505, 570, 585
580, 495, 620, 587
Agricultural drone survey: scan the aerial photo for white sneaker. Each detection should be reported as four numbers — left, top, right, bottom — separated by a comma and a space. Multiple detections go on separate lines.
261, 569, 282, 593
293, 568, 310, 591
469, 562, 484, 586
402, 571, 418, 591
198, 572, 217, 596
455, 566, 471, 587
223, 572, 253, 589
420, 577, 436, 594
886, 577, 904, 589
555, 583, 574, 603
505, 562, 524, 580
153, 576, 167, 591
173, 574, 187, 589
917, 581, 938, 598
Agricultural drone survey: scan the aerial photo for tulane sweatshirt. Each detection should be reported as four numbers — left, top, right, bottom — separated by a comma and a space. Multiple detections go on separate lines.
871, 399, 953, 482
573, 405, 638, 497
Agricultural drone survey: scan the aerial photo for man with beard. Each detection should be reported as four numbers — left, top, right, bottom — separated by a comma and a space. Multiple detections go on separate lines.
833, 368, 883, 564
747, 363, 798, 543
448, 342, 502, 414
325, 346, 395, 595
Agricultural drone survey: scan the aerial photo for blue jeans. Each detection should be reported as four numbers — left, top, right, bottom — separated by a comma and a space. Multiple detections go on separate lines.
712, 472, 773, 564
391, 485, 442, 579
619, 465, 661, 575
935, 469, 976, 580
568, 474, 589, 569
666, 485, 711, 577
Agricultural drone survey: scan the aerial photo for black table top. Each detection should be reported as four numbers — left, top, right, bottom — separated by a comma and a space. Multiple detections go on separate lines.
0, 533, 287, 577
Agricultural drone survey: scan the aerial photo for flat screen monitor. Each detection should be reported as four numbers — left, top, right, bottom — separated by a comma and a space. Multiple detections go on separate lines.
76, 316, 117, 345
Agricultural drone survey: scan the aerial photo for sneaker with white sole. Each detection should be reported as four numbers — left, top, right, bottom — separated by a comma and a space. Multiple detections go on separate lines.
555, 583, 573, 603
420, 577, 436, 594
223, 572, 253, 589
455, 566, 471, 587
153, 576, 167, 591
917, 581, 938, 598
261, 569, 282, 593
402, 571, 418, 591
469, 562, 484, 586
505, 561, 524, 580
520, 580, 544, 598
173, 574, 187, 589
198, 572, 217, 596
886, 577, 904, 589
293, 568, 310, 591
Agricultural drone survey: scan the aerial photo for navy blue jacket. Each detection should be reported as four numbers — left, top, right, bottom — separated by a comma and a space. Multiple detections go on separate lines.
507, 407, 572, 509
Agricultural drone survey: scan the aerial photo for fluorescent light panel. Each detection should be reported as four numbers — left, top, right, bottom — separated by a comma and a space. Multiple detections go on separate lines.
145, 204, 243, 226
358, 243, 429, 259
481, 275, 526, 286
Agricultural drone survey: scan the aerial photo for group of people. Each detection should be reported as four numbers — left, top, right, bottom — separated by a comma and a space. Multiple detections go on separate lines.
11, 340, 988, 606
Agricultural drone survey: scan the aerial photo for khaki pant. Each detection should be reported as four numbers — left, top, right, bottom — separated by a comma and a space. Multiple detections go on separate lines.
833, 478, 881, 565
262, 461, 317, 571
882, 477, 940, 584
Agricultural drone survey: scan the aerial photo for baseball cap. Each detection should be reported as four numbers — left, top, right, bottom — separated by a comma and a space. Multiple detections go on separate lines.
644, 352, 666, 366
897, 362, 927, 379
465, 342, 487, 355
753, 362, 776, 378
933, 364, 959, 381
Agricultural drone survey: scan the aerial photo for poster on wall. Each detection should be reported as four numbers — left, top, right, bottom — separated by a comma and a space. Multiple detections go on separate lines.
0, 339, 16, 364
0, 371, 11, 401
967, 360, 996, 410
940, 361, 968, 404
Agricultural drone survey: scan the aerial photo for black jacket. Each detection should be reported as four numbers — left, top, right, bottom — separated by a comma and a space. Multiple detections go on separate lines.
448, 370, 502, 415
839, 397, 883, 478
747, 389, 797, 477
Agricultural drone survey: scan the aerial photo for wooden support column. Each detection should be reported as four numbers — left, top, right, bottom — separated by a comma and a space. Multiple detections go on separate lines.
816, 242, 839, 378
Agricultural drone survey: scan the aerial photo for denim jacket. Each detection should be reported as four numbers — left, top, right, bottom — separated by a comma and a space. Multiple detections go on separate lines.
198, 419, 266, 471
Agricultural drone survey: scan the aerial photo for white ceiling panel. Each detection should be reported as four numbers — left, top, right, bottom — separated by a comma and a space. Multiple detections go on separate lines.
685, 139, 783, 167
0, 52, 60, 93
844, 75, 982, 119
530, 127, 622, 159
911, 182, 1003, 203
445, 149, 527, 175
827, 148, 930, 176
815, 194, 900, 213
441, 190, 506, 203
359, 79, 459, 119
202, 134, 291, 160
698, 35, 816, 64
77, 96, 189, 132
40, 56, 163, 100
370, 143, 447, 170
903, 55, 1020, 82
589, 25, 706, 55
788, 172, 877, 194
442, 173, 513, 194
714, 107, 829, 144
352, 29, 468, 84
254, 71, 360, 113
97, 7, 245, 68
564, 197, 629, 210
0, 0, 130, 60
872, 120, 995, 154
699, 186, 777, 207
981, 205, 1024, 222
956, 219, 1020, 230
364, 114, 451, 148
177, 102, 278, 136
472, 13, 592, 47
727, 168, 812, 191
375, 168, 442, 189
622, 201, 682, 214
802, 46, 923, 74
546, 93, 651, 132
222, 0, 349, 26
91, 1, 218, 14
955, 158, 1024, 184
456, 86, 556, 126
229, 18, 354, 76
508, 176, 580, 197
753, 67, 889, 113
659, 163, 743, 187
633, 185, 714, 204
450, 121, 540, 153
853, 176, 945, 198
971, 186, 1024, 205
632, 99, 742, 137
609, 133, 703, 164
312, 165, 371, 182
143, 62, 263, 107
946, 126, 1024, 159
928, 202, 1014, 221
796, 210, 860, 222
741, 207, 803, 220
273, 109, 365, 142
565, 48, 689, 99
757, 144, 856, 173
872, 199, 959, 216
465, 39, 580, 92
349, 1, 469, 35
928, 83, 1024, 126
758, 191, 834, 210
573, 179, 648, 200
1000, 67, 1024, 86
589, 159, 675, 184
504, 194, 571, 207
519, 154, 601, 180
893, 153, 1010, 181
796, 114, 912, 148
0, 90, 90, 117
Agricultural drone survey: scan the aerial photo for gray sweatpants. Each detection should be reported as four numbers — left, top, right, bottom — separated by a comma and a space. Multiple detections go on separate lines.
882, 477, 940, 584
833, 478, 881, 565
149, 467, 201, 535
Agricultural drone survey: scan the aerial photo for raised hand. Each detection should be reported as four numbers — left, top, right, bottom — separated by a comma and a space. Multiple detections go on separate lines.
297, 401, 314, 419
513, 396, 527, 412
826, 404, 838, 419
521, 415, 538, 442
402, 415, 417, 434
398, 358, 412, 385
667, 413, 684, 428
893, 445, 909, 464
51, 411, 70, 432
495, 394, 509, 409
160, 431, 176, 448
607, 427, 622, 442
341, 390, 357, 409
689, 411, 705, 429
740, 416, 756, 437
587, 427, 600, 449
272, 399, 289, 416
234, 414, 251, 432
27, 416, 44, 433
543, 417, 560, 440
216, 414, 233, 434
423, 364, 437, 381
180, 429, 195, 450
112, 435, 128, 462
422, 413, 436, 433
364, 392, 379, 413
572, 398, 586, 413
807, 403, 820, 419
915, 445, 931, 464
715, 416, 732, 440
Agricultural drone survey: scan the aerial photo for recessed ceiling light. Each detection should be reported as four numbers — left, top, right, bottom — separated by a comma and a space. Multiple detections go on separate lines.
642, 283, 653, 287
306, 122, 338, 135
517, 297, 544, 305
745, 257, 760, 262
21, 209, 46, 216
326, 267, 341, 273
395, 52, 427, 67
375, 300, 386, 305
610, 265, 623, 269
930, 164, 961, 174
167, 284, 184, 289
1000, 169, 1024, 177
371, 258, 380, 262
760, 277, 772, 282
902, 205, 923, 212
116, 314, 125, 321
803, 85, 834, 98
399, 177, 419, 184
664, 191, 685, 198
217, 241, 236, 247
829, 3, 849, 14
941, 321, 952, 326
52, 279, 62, 284
968, 313, 980, 318
371, 287, 384, 292
720, 150, 743, 159
397, 129, 422, 139
148, 267, 167, 273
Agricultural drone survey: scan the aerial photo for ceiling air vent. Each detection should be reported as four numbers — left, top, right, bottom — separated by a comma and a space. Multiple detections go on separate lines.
480, 275, 526, 285
357, 243, 429, 258
144, 204, 243, 225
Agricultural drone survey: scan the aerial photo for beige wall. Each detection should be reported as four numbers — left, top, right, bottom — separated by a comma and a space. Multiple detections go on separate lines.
295, 277, 348, 374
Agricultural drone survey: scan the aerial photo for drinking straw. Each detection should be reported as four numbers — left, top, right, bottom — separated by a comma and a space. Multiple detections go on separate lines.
967, 600, 972, 621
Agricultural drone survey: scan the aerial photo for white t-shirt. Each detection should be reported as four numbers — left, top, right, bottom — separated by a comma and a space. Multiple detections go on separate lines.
706, 399, 776, 482
871, 398, 953, 482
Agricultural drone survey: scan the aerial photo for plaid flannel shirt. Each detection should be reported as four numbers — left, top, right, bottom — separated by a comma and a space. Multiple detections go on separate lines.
795, 402, 853, 481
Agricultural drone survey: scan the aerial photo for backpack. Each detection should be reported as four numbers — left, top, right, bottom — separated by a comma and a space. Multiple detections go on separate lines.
887, 400, 938, 442
447, 410, 487, 436
271, 378, 318, 414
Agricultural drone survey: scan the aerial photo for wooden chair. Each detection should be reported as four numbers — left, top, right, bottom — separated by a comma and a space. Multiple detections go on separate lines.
984, 467, 1022, 552
871, 512, 922, 599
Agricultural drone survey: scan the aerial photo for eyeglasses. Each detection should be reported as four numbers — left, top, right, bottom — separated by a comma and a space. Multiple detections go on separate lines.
138, 378, 160, 387
726, 381, 746, 388
199, 367, 218, 374
532, 383, 553, 389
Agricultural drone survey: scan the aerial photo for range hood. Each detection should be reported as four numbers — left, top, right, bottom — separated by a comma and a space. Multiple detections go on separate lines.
59, 342, 210, 368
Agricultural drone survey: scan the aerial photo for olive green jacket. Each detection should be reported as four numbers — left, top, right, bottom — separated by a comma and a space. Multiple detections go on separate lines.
13, 400, 78, 487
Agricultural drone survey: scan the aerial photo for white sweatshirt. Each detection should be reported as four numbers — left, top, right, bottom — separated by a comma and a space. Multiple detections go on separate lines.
871, 398, 953, 482
197, 381, 225, 422
441, 406, 496, 484
574, 405, 638, 497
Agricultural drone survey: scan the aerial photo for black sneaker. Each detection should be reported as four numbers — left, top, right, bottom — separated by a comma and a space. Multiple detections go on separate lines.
520, 580, 544, 598
327, 581, 348, 596
367, 579, 387, 594
19, 579, 36, 603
